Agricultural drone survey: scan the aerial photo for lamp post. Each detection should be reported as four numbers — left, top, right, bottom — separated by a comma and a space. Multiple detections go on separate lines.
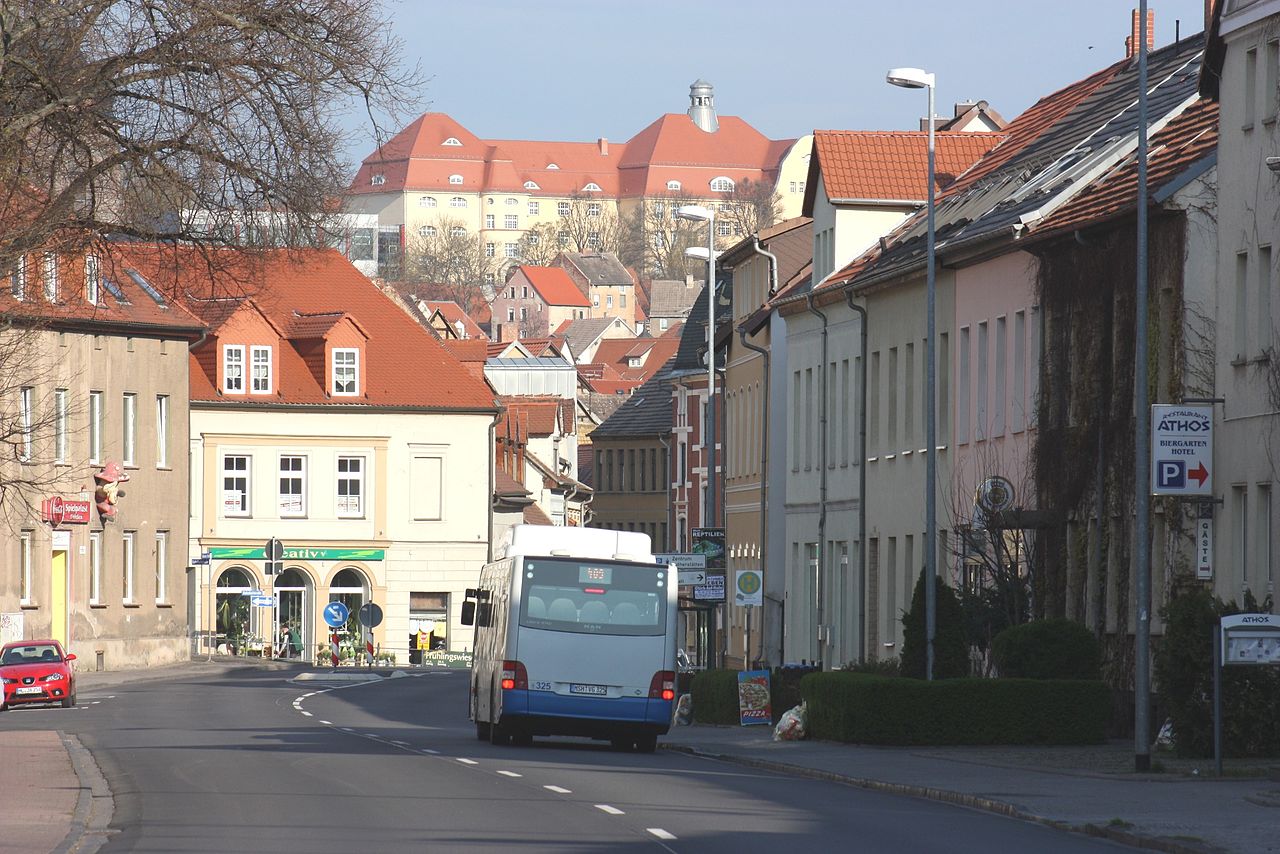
887, 66, 937, 681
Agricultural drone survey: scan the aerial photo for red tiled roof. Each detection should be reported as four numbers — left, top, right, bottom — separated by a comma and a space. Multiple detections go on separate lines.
1035, 98, 1218, 237
424, 300, 486, 339
521, 266, 591, 307
136, 245, 498, 410
498, 395, 572, 437
524, 503, 554, 525
810, 131, 1004, 202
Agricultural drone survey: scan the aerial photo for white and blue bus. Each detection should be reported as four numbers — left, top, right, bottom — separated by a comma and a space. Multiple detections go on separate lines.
462, 525, 677, 752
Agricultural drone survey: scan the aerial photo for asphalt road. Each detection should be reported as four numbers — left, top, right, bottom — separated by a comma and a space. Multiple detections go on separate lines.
2, 667, 1136, 852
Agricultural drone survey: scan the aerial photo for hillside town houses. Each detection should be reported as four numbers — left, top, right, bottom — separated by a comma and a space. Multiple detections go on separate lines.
6, 1, 1279, 682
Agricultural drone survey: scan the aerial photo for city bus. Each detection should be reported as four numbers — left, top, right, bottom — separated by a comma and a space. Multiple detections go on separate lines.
462, 525, 677, 752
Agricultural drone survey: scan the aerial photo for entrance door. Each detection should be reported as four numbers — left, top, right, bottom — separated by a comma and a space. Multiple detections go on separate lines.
51, 550, 68, 645
274, 568, 310, 659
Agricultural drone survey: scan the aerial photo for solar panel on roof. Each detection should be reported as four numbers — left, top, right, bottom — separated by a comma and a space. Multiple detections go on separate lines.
102, 277, 129, 303
125, 269, 167, 306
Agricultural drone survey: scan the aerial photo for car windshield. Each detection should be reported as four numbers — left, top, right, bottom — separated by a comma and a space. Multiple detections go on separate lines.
2, 644, 61, 665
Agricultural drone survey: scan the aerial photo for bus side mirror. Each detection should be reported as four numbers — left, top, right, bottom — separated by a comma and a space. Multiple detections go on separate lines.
465, 588, 478, 599
461, 600, 476, 626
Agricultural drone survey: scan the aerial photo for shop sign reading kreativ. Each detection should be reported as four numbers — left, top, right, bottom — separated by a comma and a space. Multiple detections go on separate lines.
208, 547, 386, 561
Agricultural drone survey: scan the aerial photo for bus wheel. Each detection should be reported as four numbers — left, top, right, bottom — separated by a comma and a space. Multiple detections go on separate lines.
511, 729, 532, 747
476, 720, 491, 740
635, 733, 658, 754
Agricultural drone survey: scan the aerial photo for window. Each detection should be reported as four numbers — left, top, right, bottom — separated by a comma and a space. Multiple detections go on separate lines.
450, 225, 466, 237
1236, 251, 1249, 359
279, 455, 306, 516
524, 181, 540, 191
587, 202, 601, 217
449, 196, 467, 208
527, 232, 540, 246
443, 137, 462, 146
250, 346, 272, 394
666, 180, 681, 191
485, 214, 495, 229
520, 306, 528, 320
504, 214, 518, 229
337, 456, 364, 517
371, 173, 385, 185
43, 253, 58, 301
85, 254, 100, 303
582, 182, 601, 192
54, 389, 68, 463
223, 345, 245, 393
222, 455, 250, 516
1246, 47, 1258, 127
10, 255, 26, 299
449, 174, 463, 185
1259, 246, 1272, 356
592, 294, 600, 307
587, 231, 600, 248
122, 393, 136, 466
1268, 41, 1280, 122
710, 176, 735, 192
606, 294, 614, 308
654, 202, 665, 219
419, 196, 437, 208
332, 348, 359, 395
558, 231, 569, 247
717, 220, 732, 236
557, 201, 570, 217
121, 530, 136, 602
521, 286, 529, 299
507, 307, 514, 322
1235, 485, 1249, 582
89, 390, 102, 463
546, 163, 560, 170
419, 225, 437, 237
789, 181, 797, 193
994, 316, 1007, 437
505, 197, 518, 206
1260, 483, 1273, 585
155, 531, 168, 603
528, 200, 540, 215
19, 531, 32, 603
485, 242, 496, 257
89, 532, 102, 604
19, 386, 32, 461
504, 242, 518, 258
156, 395, 169, 468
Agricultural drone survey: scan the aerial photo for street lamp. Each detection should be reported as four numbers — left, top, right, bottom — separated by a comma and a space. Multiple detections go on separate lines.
676, 205, 717, 530
887, 66, 938, 681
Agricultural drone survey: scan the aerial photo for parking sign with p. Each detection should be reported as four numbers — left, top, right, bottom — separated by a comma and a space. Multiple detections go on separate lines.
1150, 405, 1213, 496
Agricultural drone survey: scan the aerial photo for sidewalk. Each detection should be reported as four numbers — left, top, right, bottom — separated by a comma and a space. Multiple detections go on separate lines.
660, 723, 1280, 854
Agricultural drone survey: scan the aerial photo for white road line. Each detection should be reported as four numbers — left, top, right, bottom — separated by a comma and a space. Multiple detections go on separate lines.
420, 748, 440, 755
594, 804, 624, 815
456, 758, 478, 765
300, 711, 312, 717
390, 740, 410, 746
339, 727, 353, 732
363, 733, 379, 738
319, 720, 332, 725
647, 828, 677, 841
543, 785, 572, 794
496, 770, 522, 778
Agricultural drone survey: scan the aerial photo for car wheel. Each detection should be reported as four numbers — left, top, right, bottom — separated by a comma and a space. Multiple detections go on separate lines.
62, 693, 76, 709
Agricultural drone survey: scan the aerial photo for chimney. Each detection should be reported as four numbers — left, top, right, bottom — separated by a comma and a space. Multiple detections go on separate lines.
1205, 0, 1217, 33
1125, 8, 1155, 58
598, 137, 608, 155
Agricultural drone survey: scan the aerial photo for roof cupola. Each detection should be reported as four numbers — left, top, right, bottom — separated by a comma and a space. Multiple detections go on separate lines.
687, 79, 719, 133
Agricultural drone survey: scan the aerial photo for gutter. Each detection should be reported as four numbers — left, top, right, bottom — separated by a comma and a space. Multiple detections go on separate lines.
488, 410, 501, 562
805, 290, 829, 667
844, 288, 869, 663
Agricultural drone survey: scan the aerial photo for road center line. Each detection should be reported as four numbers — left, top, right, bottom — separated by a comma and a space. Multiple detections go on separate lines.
318, 720, 332, 725
647, 828, 677, 840
496, 770, 522, 778
420, 748, 440, 755
300, 711, 312, 717
594, 804, 624, 815
543, 785, 572, 794
456, 758, 478, 765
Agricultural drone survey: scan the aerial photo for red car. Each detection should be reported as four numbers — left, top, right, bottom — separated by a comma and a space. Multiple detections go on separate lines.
0, 640, 77, 710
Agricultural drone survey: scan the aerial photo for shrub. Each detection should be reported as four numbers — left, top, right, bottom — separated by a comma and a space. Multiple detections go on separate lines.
900, 571, 969, 679
800, 671, 1110, 745
689, 669, 740, 724
770, 665, 820, 723
991, 618, 1101, 680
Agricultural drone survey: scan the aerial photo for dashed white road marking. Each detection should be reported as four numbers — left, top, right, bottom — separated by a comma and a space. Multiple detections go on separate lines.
595, 804, 624, 815
456, 758, 478, 765
391, 740, 410, 746
647, 828, 677, 840
318, 720, 332, 725
339, 727, 354, 732
543, 785, 572, 794
496, 770, 522, 778
300, 711, 312, 717
420, 748, 440, 755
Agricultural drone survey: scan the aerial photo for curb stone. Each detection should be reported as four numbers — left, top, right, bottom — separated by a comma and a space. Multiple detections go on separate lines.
53, 733, 114, 854
660, 743, 1223, 854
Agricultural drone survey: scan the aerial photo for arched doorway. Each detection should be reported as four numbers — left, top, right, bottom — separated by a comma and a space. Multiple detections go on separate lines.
215, 567, 257, 654
329, 567, 368, 647
274, 567, 312, 659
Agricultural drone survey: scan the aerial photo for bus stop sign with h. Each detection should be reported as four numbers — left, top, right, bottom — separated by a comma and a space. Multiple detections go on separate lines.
1213, 614, 1280, 774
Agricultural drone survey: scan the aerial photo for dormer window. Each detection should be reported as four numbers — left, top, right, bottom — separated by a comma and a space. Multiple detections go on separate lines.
250, 346, 272, 394
332, 348, 359, 396
582, 182, 601, 192
524, 181, 540, 190
10, 255, 26, 300
710, 176, 735, 192
449, 174, 464, 185
43, 253, 58, 301
666, 180, 681, 191
371, 173, 386, 185
442, 137, 462, 146
85, 254, 100, 304
628, 357, 643, 368
419, 196, 437, 208
223, 345, 245, 393
546, 163, 560, 170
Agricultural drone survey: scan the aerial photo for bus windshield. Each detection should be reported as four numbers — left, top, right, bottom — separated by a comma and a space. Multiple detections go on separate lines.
519, 557, 668, 637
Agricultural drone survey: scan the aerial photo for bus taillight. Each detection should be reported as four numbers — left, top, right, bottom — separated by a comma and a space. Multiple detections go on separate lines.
649, 670, 675, 701
501, 660, 528, 690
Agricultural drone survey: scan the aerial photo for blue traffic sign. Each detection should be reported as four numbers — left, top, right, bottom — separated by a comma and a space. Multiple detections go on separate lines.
323, 601, 350, 628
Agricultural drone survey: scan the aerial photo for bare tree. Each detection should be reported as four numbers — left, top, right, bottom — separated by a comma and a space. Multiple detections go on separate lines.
0, 0, 420, 292
556, 194, 626, 256
400, 218, 499, 318
516, 221, 561, 267
719, 178, 782, 238
623, 194, 703, 280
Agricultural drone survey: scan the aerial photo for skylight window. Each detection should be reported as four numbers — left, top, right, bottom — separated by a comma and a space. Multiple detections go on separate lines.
546, 163, 560, 170
442, 137, 462, 146
582, 182, 602, 192
125, 269, 167, 306
524, 181, 540, 190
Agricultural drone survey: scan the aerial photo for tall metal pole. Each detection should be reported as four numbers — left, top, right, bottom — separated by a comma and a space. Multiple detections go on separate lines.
925, 80, 937, 682
707, 212, 721, 667
1133, 0, 1153, 772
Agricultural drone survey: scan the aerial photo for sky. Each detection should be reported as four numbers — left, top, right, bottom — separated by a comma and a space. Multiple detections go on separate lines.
338, 0, 1212, 169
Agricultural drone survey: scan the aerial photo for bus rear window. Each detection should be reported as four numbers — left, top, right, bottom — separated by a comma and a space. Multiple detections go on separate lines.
520, 558, 667, 637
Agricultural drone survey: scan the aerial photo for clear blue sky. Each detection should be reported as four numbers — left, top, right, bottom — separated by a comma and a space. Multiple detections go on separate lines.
340, 0, 1210, 168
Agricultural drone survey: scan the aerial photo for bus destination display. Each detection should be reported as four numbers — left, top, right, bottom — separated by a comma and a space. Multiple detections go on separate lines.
579, 565, 613, 585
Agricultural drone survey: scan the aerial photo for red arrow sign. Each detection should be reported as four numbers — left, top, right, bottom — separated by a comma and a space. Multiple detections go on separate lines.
1189, 462, 1209, 486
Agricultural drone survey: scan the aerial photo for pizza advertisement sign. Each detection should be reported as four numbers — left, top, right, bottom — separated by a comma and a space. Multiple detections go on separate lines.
737, 669, 771, 726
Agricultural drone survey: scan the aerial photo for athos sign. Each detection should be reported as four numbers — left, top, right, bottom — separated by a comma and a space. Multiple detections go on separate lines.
1150, 404, 1213, 496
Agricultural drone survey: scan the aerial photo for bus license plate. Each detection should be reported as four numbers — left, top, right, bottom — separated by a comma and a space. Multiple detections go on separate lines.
569, 683, 607, 696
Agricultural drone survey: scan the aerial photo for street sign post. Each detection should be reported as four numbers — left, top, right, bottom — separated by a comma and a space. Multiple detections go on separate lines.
264, 537, 284, 575
323, 601, 350, 628
677, 570, 707, 586
1150, 404, 1213, 496
655, 553, 707, 570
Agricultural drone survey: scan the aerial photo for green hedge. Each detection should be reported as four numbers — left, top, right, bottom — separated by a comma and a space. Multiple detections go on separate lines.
991, 618, 1102, 680
801, 672, 1110, 745
689, 669, 741, 724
